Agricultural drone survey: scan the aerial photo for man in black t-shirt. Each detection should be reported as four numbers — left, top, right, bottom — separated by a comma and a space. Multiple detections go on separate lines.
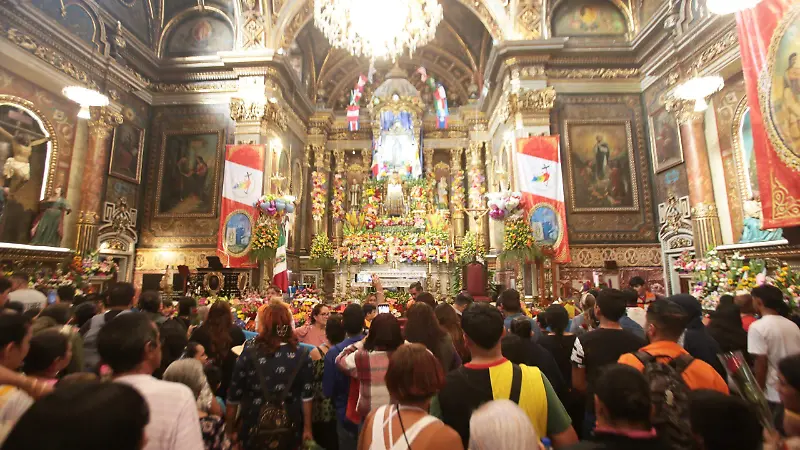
570, 289, 646, 437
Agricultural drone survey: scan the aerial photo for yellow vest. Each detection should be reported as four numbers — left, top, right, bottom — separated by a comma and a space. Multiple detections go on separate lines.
488, 361, 548, 437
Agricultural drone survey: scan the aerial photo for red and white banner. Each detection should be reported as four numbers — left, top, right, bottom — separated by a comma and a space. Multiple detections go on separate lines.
217, 145, 265, 268
736, 1, 800, 228
515, 135, 571, 263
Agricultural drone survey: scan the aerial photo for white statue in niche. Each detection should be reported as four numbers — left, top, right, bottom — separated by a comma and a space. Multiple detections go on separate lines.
436, 177, 448, 209
373, 120, 421, 180
385, 171, 405, 216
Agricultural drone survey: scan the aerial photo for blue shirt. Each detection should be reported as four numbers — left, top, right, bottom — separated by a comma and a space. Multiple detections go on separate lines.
619, 315, 645, 340
323, 334, 364, 429
503, 313, 544, 342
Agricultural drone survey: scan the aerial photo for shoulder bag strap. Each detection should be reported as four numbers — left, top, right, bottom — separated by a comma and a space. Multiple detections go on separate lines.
509, 363, 523, 404
251, 346, 277, 404
670, 354, 695, 374
276, 347, 309, 403
633, 350, 654, 366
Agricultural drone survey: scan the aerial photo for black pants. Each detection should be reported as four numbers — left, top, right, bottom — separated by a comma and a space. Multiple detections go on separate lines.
312, 420, 338, 450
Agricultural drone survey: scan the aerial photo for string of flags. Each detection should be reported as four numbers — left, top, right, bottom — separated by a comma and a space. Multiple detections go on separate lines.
346, 74, 368, 132
416, 67, 449, 129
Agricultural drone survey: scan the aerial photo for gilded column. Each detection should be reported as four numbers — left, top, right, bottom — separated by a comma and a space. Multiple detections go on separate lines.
450, 148, 465, 246
76, 106, 122, 256
62, 120, 88, 249
423, 147, 434, 207
332, 148, 345, 246
667, 99, 721, 254
468, 141, 488, 250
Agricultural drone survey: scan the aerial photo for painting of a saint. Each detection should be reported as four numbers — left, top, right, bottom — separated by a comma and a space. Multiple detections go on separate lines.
109, 123, 144, 183
649, 106, 684, 173
553, 1, 627, 37
155, 130, 222, 218
165, 16, 234, 58
765, 8, 800, 168
565, 121, 638, 212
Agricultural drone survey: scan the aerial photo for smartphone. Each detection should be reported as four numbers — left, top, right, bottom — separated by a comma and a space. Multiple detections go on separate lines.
355, 273, 373, 284
377, 303, 390, 314
47, 290, 57, 305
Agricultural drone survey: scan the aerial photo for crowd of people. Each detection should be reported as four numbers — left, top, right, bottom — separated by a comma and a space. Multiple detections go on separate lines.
0, 272, 798, 450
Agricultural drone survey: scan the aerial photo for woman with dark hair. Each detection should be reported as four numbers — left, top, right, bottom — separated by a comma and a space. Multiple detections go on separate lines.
500, 317, 565, 398
434, 303, 470, 363
295, 303, 330, 347
181, 341, 208, 365
226, 303, 314, 449
538, 304, 583, 433
23, 329, 71, 386
310, 313, 345, 450
357, 344, 463, 450
190, 301, 245, 397
2, 381, 149, 450
405, 303, 460, 372
336, 313, 404, 417
708, 303, 750, 363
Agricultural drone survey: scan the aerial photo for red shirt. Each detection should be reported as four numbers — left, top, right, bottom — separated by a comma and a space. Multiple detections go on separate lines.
742, 314, 757, 332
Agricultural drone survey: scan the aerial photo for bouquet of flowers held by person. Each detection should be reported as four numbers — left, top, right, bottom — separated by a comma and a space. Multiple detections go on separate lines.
718, 351, 775, 432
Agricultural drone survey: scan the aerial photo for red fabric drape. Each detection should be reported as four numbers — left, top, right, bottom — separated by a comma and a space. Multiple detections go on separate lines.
736, 1, 800, 228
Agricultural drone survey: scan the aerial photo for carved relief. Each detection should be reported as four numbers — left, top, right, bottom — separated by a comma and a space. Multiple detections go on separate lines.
6, 28, 98, 89
508, 87, 556, 115
564, 245, 663, 268
517, 0, 542, 39
545, 68, 640, 79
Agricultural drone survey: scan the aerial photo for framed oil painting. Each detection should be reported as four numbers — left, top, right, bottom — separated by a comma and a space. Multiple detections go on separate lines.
105, 177, 138, 209
648, 105, 684, 173
763, 6, 800, 172
155, 129, 224, 218
563, 119, 639, 212
552, 0, 627, 37
164, 15, 234, 58
109, 122, 144, 183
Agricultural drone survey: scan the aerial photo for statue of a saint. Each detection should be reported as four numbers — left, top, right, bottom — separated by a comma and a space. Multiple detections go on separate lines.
436, 177, 448, 209
740, 196, 784, 243
30, 187, 70, 247
385, 171, 405, 216
0, 126, 50, 190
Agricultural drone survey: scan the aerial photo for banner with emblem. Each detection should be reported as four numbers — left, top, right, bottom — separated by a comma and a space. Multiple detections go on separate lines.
515, 135, 571, 263
217, 144, 265, 268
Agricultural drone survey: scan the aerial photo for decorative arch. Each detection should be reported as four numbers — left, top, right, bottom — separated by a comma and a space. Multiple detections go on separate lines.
32, 0, 105, 50
157, 6, 236, 58
271, 0, 503, 50
548, 0, 635, 38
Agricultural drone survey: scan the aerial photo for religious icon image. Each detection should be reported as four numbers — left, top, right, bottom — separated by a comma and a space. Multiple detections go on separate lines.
565, 121, 638, 212
384, 171, 406, 216
109, 122, 144, 183
372, 116, 422, 180
30, 186, 70, 247
649, 105, 684, 173
553, 1, 627, 37
155, 130, 222, 218
765, 7, 800, 168
165, 16, 234, 57
530, 204, 561, 246
223, 211, 253, 256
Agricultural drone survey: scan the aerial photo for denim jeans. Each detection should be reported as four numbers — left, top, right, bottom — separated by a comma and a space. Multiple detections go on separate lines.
337, 419, 359, 450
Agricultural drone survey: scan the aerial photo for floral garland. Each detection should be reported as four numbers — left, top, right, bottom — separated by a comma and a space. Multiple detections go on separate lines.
486, 191, 525, 221
250, 216, 279, 261
339, 231, 453, 264
332, 173, 346, 223
500, 218, 541, 263
310, 234, 336, 269
361, 185, 383, 230
468, 167, 486, 209
311, 170, 327, 221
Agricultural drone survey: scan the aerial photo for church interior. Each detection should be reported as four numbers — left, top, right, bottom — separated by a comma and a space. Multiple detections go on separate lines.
0, 0, 799, 310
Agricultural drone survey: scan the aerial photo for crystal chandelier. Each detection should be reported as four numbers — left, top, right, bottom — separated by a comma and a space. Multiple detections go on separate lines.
313, 0, 443, 61
674, 74, 724, 112
706, 0, 762, 15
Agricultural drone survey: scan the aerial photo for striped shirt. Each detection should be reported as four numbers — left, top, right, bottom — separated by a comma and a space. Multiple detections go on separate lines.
117, 374, 204, 450
336, 340, 392, 417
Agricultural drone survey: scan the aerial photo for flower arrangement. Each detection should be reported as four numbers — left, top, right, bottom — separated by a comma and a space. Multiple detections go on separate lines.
311, 171, 327, 221
361, 183, 383, 230
332, 174, 346, 223
310, 234, 336, 270
250, 217, 279, 261
290, 296, 320, 328
486, 191, 525, 221
339, 231, 453, 265
468, 167, 485, 209
451, 232, 484, 295
500, 218, 541, 263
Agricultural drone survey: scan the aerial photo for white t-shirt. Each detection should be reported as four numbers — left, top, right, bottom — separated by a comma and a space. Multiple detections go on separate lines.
626, 307, 647, 329
747, 315, 800, 402
8, 289, 47, 311
0, 385, 33, 445
116, 374, 203, 450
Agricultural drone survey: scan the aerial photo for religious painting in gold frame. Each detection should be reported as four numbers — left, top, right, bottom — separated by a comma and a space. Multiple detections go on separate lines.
109, 122, 145, 183
563, 119, 639, 212
648, 105, 684, 173
761, 5, 800, 173
154, 129, 224, 218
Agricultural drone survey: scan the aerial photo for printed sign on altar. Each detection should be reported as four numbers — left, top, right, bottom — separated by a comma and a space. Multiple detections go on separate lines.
515, 135, 571, 263
217, 144, 265, 268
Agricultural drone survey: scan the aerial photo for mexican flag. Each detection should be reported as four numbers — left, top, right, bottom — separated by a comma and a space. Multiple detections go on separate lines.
272, 222, 288, 292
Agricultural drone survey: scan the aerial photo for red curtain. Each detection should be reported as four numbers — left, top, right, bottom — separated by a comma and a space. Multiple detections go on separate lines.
736, 0, 800, 228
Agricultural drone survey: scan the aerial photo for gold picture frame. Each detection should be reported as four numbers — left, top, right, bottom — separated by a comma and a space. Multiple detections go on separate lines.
109, 122, 145, 184
647, 105, 684, 174
203, 271, 224, 296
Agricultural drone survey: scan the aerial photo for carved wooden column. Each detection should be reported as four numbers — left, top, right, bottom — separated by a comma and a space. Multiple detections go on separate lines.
667, 99, 721, 254
308, 113, 333, 236
332, 148, 345, 246
468, 141, 488, 250
450, 147, 465, 246
76, 106, 122, 256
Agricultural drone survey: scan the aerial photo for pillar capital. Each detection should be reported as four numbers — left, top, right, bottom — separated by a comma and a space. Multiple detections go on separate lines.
333, 148, 345, 172
665, 98, 704, 126
508, 86, 556, 116
87, 107, 122, 139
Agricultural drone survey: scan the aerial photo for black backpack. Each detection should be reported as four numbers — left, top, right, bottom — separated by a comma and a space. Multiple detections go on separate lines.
634, 351, 695, 450
249, 347, 308, 450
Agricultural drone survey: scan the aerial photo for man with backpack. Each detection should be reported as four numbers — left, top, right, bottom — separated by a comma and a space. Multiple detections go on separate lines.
617, 299, 728, 450
436, 303, 578, 448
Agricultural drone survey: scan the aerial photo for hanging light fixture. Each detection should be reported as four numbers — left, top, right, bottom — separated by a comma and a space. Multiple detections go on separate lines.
706, 0, 762, 15
313, 0, 443, 61
673, 72, 724, 112
62, 86, 109, 119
